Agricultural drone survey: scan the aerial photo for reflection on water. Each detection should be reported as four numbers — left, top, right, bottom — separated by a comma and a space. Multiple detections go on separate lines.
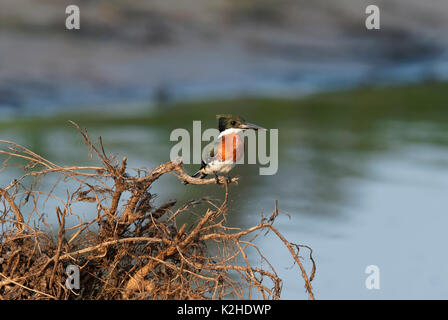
1, 84, 448, 299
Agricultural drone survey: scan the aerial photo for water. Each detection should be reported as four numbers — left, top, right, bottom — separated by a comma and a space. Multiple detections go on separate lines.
1, 84, 448, 299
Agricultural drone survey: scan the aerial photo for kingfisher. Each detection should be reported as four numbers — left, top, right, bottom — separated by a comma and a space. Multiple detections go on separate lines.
189, 114, 264, 183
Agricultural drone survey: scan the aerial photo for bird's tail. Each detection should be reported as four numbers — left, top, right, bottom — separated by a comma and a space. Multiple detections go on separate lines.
191, 170, 207, 179
183, 167, 208, 185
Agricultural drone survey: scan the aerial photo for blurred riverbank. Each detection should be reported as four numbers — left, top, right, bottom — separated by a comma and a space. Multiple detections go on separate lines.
1, 0, 447, 115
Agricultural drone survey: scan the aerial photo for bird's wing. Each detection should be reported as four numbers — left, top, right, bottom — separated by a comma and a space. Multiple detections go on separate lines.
203, 139, 219, 164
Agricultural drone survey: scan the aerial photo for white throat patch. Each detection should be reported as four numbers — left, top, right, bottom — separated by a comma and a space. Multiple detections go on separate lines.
218, 128, 243, 139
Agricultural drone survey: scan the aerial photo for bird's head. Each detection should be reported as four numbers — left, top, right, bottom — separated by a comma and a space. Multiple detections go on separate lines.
216, 114, 264, 132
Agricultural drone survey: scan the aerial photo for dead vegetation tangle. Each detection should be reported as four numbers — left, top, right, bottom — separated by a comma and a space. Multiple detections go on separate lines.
0, 122, 315, 300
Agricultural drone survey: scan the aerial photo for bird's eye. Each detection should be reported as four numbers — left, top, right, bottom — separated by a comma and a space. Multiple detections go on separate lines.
231, 121, 236, 126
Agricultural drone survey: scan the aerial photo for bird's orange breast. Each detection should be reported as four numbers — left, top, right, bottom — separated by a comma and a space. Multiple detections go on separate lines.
217, 132, 244, 162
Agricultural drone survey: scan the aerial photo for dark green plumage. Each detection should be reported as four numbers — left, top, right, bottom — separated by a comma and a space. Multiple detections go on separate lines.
217, 114, 246, 132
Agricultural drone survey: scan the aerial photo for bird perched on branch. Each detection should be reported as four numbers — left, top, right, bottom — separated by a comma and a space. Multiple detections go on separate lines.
190, 114, 264, 183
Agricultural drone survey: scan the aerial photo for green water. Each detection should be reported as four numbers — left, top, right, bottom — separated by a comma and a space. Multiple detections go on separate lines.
1, 82, 448, 299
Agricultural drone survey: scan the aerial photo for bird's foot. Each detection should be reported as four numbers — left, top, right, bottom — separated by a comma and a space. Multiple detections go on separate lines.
214, 173, 220, 185
226, 175, 232, 184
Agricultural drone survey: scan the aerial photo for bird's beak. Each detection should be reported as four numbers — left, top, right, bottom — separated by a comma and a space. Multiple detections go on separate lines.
239, 122, 265, 131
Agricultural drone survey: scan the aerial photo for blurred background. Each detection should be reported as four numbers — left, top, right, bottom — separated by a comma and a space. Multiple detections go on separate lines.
1, 0, 448, 299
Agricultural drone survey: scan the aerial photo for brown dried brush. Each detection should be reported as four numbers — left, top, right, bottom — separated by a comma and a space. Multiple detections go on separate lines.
0, 122, 315, 300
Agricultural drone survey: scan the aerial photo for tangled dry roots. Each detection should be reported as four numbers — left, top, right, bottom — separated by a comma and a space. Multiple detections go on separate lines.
0, 122, 315, 300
